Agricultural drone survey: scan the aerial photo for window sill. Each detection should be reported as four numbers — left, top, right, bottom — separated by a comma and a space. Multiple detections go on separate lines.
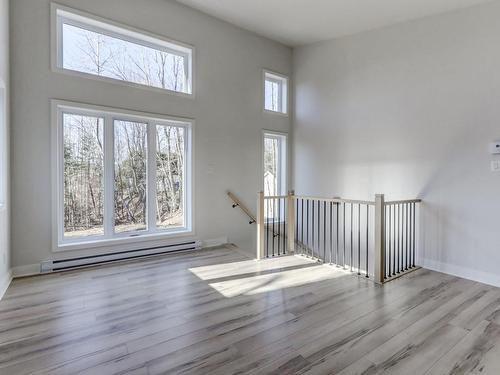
52, 67, 194, 99
54, 228, 194, 253
263, 109, 289, 118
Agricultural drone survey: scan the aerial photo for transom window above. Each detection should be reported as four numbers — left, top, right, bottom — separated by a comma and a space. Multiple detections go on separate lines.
54, 102, 192, 249
264, 71, 288, 114
54, 5, 193, 95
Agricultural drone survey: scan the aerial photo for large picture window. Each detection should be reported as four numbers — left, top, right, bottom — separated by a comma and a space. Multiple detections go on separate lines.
54, 101, 192, 249
53, 4, 193, 95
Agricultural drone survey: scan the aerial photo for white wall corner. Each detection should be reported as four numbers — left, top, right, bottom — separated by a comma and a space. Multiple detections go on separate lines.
201, 236, 228, 248
421, 258, 500, 288
0, 268, 12, 300
12, 264, 41, 278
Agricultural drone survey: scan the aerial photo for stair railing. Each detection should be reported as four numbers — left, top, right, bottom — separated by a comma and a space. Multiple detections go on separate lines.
256, 192, 422, 283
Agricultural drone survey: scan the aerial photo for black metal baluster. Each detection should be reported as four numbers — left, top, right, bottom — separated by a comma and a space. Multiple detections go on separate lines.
409, 202, 413, 268
283, 198, 286, 255
323, 201, 326, 263
400, 203, 404, 272
366, 204, 369, 278
405, 202, 409, 270
396, 204, 400, 273
295, 197, 299, 251
392, 205, 396, 276
266, 199, 269, 258
306, 199, 309, 256
412, 202, 416, 267
336, 202, 339, 266
388, 204, 392, 278
384, 205, 388, 279
278, 198, 282, 256
272, 198, 275, 257
317, 200, 320, 260
350, 203, 353, 272
343, 202, 346, 269
358, 203, 361, 275
301, 199, 304, 254
330, 202, 333, 264
312, 200, 315, 258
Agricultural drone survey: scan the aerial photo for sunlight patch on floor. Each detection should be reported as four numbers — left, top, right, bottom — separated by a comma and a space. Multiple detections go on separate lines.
189, 255, 349, 298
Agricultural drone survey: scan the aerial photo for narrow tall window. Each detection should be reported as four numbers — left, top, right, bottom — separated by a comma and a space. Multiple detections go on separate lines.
54, 5, 193, 95
156, 125, 185, 229
263, 132, 287, 197
264, 71, 288, 114
63, 113, 104, 238
54, 102, 192, 249
114, 120, 148, 234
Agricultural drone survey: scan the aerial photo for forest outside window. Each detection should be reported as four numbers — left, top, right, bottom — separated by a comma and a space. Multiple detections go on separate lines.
54, 102, 192, 249
53, 4, 193, 95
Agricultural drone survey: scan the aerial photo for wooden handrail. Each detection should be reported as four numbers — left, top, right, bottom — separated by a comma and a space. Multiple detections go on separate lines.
385, 199, 422, 205
227, 191, 256, 224
293, 195, 375, 206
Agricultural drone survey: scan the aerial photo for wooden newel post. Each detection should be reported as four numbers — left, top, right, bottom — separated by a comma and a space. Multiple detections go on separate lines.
374, 194, 385, 284
287, 190, 295, 254
256, 191, 265, 260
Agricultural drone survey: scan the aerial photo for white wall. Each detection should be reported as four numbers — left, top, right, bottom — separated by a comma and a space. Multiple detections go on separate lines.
293, 1, 500, 286
0, 0, 11, 297
10, 0, 291, 271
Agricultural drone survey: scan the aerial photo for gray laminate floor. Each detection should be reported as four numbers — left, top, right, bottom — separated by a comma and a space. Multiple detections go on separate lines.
1, 246, 500, 374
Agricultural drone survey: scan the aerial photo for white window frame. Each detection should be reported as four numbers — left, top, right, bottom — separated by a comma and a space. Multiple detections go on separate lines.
262, 130, 288, 197
51, 100, 194, 252
263, 70, 289, 115
51, 3, 194, 97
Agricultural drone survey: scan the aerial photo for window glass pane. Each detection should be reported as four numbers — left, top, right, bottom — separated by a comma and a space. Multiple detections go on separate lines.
114, 120, 148, 233
63, 113, 104, 238
61, 23, 188, 93
265, 80, 280, 112
156, 125, 185, 229
264, 137, 279, 197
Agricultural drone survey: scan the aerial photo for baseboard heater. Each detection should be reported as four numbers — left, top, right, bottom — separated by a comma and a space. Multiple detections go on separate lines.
40, 240, 202, 273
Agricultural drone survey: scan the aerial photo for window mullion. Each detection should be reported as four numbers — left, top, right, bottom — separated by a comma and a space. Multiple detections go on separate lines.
147, 122, 157, 233
104, 114, 114, 238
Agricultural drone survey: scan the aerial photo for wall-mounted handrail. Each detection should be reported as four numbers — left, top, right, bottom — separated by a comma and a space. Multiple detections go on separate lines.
227, 191, 256, 224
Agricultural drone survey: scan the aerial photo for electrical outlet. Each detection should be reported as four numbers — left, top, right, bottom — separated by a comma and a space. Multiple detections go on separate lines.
491, 160, 500, 172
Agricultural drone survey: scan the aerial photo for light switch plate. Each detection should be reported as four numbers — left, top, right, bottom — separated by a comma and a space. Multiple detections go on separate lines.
490, 142, 500, 155
491, 160, 500, 172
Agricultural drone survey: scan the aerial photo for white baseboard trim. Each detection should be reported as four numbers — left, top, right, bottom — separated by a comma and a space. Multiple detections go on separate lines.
11, 237, 229, 279
0, 269, 13, 300
421, 258, 500, 288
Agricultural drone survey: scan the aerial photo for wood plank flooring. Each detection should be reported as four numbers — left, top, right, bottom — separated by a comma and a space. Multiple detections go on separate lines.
1, 246, 500, 374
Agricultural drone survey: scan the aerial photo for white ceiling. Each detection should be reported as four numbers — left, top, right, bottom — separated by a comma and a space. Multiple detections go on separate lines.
176, 0, 493, 46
